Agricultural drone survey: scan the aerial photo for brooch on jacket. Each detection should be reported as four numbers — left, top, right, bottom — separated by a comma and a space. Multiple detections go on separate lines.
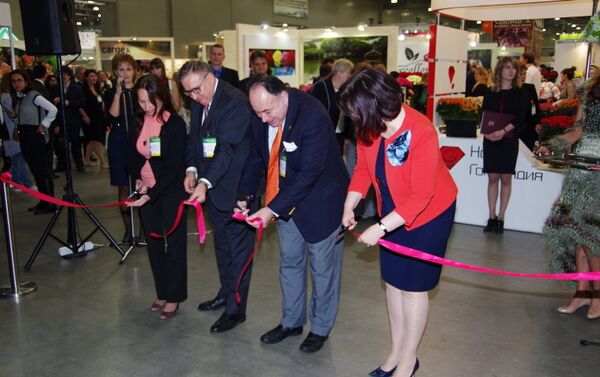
386, 130, 411, 167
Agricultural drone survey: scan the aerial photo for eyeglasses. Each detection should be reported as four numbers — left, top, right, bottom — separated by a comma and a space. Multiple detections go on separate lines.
11, 79, 25, 84
183, 72, 209, 97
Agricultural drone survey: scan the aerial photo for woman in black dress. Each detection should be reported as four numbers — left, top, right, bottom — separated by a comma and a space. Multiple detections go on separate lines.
481, 57, 527, 234
82, 69, 108, 168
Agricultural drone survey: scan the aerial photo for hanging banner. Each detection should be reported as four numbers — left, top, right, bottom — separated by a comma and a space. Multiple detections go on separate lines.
98, 40, 171, 61
493, 19, 543, 57
274, 0, 308, 19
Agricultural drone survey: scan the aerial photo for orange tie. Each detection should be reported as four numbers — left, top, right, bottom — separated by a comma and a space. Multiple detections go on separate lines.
265, 126, 283, 205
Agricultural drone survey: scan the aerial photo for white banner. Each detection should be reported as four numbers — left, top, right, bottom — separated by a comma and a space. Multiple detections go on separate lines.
397, 40, 429, 73
274, 0, 308, 19
438, 134, 563, 233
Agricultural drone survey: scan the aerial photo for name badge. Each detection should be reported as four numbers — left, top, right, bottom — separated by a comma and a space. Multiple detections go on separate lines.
150, 137, 161, 157
531, 103, 536, 116
279, 155, 287, 177
203, 137, 217, 158
97, 95, 102, 103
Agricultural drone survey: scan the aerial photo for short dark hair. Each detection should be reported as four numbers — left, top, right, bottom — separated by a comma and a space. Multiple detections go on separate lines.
62, 66, 74, 77
210, 43, 224, 52
33, 64, 47, 79
250, 50, 267, 64
337, 68, 403, 145
521, 52, 535, 64
178, 60, 210, 80
247, 74, 287, 96
134, 74, 175, 129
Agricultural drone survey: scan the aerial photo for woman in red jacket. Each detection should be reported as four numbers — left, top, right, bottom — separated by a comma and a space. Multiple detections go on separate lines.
339, 69, 457, 377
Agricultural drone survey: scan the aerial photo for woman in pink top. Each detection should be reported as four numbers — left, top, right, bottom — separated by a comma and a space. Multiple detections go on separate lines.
126, 75, 188, 320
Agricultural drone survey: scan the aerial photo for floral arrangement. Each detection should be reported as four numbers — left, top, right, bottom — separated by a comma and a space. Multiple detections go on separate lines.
538, 99, 579, 141
539, 115, 576, 140
436, 97, 483, 121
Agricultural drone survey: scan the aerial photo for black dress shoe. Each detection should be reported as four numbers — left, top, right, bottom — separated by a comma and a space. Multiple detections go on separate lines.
260, 324, 303, 344
210, 313, 246, 333
198, 297, 227, 311
495, 219, 504, 234
28, 202, 43, 212
299, 332, 328, 353
34, 204, 57, 215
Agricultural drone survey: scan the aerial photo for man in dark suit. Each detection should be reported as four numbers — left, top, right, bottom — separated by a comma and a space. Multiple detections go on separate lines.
239, 75, 349, 353
52, 66, 85, 172
239, 50, 270, 94
209, 44, 240, 89
310, 58, 354, 155
180, 60, 255, 334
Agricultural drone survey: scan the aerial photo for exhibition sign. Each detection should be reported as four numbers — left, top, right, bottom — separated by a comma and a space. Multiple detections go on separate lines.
96, 38, 175, 74
438, 135, 564, 233
397, 39, 428, 73
274, 0, 308, 19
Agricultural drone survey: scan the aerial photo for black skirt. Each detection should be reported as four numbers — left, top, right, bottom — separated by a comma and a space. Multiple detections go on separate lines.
482, 136, 519, 174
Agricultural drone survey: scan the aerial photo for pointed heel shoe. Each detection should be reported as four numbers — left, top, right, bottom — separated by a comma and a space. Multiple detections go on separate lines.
483, 218, 497, 233
557, 290, 592, 314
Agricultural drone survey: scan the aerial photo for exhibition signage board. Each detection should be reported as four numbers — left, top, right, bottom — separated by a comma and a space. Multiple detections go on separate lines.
397, 39, 428, 73
274, 0, 308, 19
438, 135, 564, 233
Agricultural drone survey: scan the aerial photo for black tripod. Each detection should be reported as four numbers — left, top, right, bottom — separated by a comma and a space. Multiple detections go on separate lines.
117, 81, 145, 264
24, 56, 125, 271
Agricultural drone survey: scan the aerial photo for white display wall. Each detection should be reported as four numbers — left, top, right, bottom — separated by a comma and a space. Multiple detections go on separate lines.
554, 40, 589, 76
397, 36, 429, 73
438, 135, 564, 233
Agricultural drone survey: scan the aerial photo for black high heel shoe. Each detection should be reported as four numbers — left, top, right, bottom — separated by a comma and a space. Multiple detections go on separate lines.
368, 366, 396, 377
495, 219, 504, 234
411, 358, 420, 377
483, 218, 497, 233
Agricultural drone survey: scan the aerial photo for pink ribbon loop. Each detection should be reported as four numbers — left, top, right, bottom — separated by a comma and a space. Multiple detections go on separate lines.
149, 199, 206, 244
231, 212, 264, 304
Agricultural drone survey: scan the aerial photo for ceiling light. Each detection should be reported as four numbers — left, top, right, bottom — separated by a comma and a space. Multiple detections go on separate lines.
572, 24, 577, 27
556, 32, 560, 35
87, 0, 94, 3
413, 29, 418, 33
501, 46, 506, 50
357, 24, 366, 32
542, 28, 546, 31
282, 23, 288, 27
427, 7, 432, 11
555, 17, 560, 20
76, 21, 82, 26
469, 41, 477, 47
476, 20, 482, 24
391, 0, 398, 3
426, 33, 432, 40
405, 30, 409, 34
98, 14, 101, 18
261, 23, 269, 30
577, 26, 581, 30
282, 27, 288, 32
93, 6, 99, 11
398, 34, 405, 41
325, 28, 332, 32
132, 37, 137, 40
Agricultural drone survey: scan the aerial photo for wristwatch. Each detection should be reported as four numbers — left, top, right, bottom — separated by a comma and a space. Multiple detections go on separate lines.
377, 221, 389, 235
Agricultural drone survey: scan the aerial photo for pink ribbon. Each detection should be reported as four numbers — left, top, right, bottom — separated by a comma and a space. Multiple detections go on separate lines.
0, 172, 132, 208
149, 200, 205, 244
351, 231, 600, 281
231, 212, 264, 304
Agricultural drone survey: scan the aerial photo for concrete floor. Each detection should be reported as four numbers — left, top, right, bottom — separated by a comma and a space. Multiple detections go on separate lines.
0, 169, 598, 377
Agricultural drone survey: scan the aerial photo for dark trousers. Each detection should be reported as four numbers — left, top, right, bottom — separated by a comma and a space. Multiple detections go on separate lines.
55, 122, 83, 169
205, 198, 256, 315
140, 192, 188, 303
18, 125, 54, 199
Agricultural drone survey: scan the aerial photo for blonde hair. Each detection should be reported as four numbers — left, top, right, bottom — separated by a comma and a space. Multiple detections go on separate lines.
491, 57, 520, 92
475, 67, 491, 86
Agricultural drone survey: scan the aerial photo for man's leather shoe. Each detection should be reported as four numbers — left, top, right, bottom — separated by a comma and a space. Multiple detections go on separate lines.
197, 297, 227, 311
210, 313, 246, 333
299, 332, 328, 353
260, 324, 303, 344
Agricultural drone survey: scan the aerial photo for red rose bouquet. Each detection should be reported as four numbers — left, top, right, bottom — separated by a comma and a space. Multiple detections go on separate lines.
539, 115, 576, 140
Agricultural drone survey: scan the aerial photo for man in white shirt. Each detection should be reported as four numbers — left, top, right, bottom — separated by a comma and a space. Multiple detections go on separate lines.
520, 52, 542, 94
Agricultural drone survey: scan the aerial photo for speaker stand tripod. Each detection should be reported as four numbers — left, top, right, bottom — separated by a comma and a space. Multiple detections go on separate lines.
24, 56, 125, 271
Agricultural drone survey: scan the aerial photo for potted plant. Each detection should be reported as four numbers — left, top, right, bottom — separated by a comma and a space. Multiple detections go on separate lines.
436, 97, 483, 137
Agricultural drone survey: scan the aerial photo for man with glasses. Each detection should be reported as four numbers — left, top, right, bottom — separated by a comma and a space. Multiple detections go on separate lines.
179, 60, 255, 334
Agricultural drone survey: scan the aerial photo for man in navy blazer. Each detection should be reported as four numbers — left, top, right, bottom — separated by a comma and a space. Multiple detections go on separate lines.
180, 60, 255, 334
209, 44, 240, 89
239, 75, 349, 353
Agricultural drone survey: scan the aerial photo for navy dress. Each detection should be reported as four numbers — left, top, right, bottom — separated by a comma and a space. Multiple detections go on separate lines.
376, 138, 456, 292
